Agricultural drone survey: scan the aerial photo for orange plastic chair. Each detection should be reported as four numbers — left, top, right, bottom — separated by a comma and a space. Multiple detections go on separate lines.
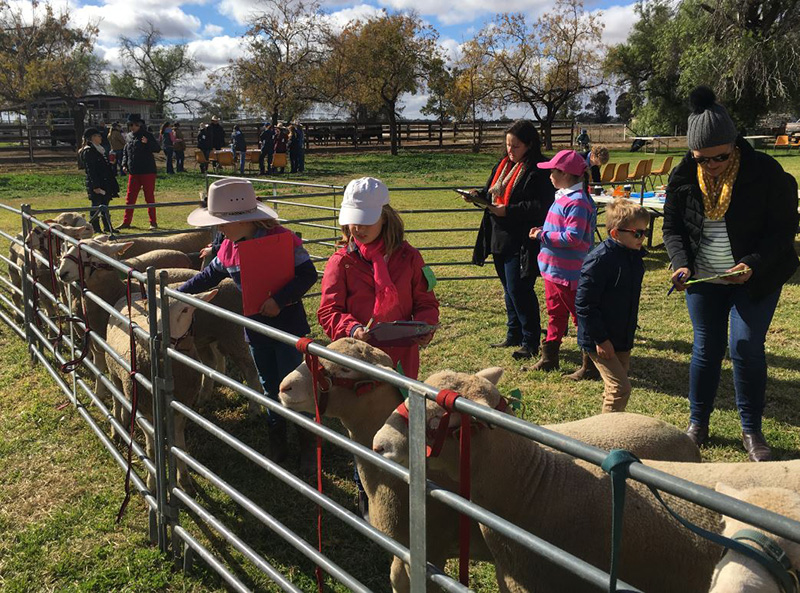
600, 163, 616, 183
214, 150, 235, 170
246, 150, 261, 173
272, 152, 288, 169
626, 159, 650, 183
650, 156, 674, 187
609, 163, 629, 184
774, 135, 790, 150
194, 149, 209, 171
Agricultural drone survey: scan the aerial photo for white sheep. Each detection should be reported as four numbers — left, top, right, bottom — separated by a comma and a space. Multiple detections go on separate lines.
57, 239, 262, 418
278, 338, 701, 592
373, 368, 800, 593
104, 288, 217, 492
100, 229, 213, 259
709, 484, 800, 593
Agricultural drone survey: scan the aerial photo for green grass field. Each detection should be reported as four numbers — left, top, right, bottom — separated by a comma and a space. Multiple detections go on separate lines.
1, 147, 799, 592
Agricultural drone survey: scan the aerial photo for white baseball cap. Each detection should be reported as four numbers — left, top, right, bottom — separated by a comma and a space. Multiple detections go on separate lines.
338, 177, 390, 226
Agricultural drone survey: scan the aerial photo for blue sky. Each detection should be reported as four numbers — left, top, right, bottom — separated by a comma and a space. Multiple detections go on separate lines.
13, 0, 639, 117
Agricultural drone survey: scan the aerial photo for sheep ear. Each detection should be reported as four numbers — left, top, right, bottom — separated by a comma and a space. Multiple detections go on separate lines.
715, 482, 742, 500
196, 289, 218, 303
60, 225, 91, 239
114, 241, 135, 255
476, 367, 504, 385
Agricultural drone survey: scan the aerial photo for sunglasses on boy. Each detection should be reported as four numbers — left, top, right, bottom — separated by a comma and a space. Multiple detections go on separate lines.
692, 152, 731, 165
618, 228, 650, 239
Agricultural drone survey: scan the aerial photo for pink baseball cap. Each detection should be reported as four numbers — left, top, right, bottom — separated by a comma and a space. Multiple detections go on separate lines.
537, 150, 587, 177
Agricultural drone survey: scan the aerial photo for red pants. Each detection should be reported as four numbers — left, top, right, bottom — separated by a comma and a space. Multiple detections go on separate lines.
123, 173, 157, 225
544, 279, 577, 343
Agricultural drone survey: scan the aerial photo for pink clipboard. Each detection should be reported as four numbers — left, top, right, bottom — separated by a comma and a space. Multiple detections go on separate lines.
238, 233, 294, 316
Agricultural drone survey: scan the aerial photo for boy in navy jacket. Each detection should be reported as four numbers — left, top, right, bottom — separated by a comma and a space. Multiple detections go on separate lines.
575, 199, 650, 412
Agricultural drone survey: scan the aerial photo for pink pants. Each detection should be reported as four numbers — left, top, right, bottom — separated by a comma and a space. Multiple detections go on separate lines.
544, 279, 577, 343
123, 173, 157, 225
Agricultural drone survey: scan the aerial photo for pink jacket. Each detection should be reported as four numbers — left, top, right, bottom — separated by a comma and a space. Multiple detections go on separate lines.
317, 241, 439, 379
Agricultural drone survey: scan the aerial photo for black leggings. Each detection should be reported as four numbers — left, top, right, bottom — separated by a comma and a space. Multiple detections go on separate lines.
89, 194, 113, 233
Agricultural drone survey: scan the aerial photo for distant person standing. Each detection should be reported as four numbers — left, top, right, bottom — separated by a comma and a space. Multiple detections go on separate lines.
288, 124, 301, 173
108, 122, 126, 176
159, 121, 175, 175
98, 121, 111, 154
119, 113, 161, 230
173, 121, 186, 172
231, 125, 247, 175
259, 122, 275, 175
273, 124, 288, 174
296, 123, 305, 172
79, 127, 118, 233
208, 115, 225, 150
576, 128, 591, 152
197, 122, 212, 173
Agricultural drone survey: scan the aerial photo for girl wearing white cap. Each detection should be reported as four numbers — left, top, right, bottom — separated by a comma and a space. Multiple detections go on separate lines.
318, 177, 439, 381
178, 179, 318, 465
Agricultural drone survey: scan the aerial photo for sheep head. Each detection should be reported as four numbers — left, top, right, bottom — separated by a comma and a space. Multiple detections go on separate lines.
709, 484, 800, 593
372, 367, 505, 474
166, 289, 217, 341
51, 211, 91, 229
58, 239, 134, 282
278, 337, 394, 418
26, 222, 94, 253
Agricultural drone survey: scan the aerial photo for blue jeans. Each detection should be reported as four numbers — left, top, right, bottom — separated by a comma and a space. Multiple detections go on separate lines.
236, 150, 246, 174
164, 147, 174, 174
685, 283, 781, 432
113, 150, 124, 175
493, 252, 541, 349
249, 340, 303, 430
175, 150, 185, 172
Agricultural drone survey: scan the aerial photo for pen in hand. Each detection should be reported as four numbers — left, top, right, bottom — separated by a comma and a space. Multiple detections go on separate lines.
667, 272, 684, 296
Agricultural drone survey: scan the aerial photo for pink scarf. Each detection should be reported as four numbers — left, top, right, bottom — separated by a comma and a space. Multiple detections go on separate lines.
355, 237, 402, 321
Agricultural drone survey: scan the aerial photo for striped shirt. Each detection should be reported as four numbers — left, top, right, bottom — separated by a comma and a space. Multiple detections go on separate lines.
695, 218, 735, 282
537, 183, 597, 288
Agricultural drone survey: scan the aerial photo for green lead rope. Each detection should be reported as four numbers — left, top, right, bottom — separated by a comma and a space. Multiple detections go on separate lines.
601, 449, 798, 593
601, 449, 641, 593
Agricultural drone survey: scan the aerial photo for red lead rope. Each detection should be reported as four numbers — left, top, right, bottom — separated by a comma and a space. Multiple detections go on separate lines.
116, 270, 141, 522
295, 337, 325, 593
434, 389, 471, 586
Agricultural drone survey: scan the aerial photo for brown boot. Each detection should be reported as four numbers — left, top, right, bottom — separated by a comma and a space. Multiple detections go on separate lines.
297, 427, 319, 476
527, 340, 560, 372
565, 351, 600, 381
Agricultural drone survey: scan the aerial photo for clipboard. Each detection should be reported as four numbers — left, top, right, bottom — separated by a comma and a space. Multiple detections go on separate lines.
238, 232, 295, 316
684, 269, 749, 286
365, 321, 438, 347
454, 189, 491, 209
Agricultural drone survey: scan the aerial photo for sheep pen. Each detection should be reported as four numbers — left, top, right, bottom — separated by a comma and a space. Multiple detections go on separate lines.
1, 159, 798, 593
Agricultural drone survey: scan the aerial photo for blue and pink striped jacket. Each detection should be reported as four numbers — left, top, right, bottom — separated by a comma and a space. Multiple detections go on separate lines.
537, 183, 596, 288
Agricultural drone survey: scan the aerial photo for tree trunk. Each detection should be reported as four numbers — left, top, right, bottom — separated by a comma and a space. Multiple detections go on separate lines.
26, 105, 35, 164
387, 105, 398, 156
74, 105, 86, 169
271, 110, 279, 126
541, 119, 553, 151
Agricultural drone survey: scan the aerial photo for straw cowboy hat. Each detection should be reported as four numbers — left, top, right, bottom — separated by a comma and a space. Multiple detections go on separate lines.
187, 179, 278, 227
211, 115, 220, 122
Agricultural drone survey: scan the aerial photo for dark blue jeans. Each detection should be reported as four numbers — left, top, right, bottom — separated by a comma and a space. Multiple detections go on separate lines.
175, 150, 185, 172
493, 252, 541, 349
249, 340, 303, 430
685, 283, 781, 433
164, 147, 174, 174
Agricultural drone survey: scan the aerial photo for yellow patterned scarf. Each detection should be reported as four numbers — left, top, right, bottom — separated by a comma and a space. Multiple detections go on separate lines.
697, 147, 740, 220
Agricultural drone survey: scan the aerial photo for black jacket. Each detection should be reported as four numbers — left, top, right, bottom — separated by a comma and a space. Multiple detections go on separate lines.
80, 146, 120, 198
664, 137, 799, 301
197, 128, 212, 151
576, 238, 645, 352
472, 157, 556, 278
121, 129, 161, 175
208, 122, 225, 150
259, 128, 275, 152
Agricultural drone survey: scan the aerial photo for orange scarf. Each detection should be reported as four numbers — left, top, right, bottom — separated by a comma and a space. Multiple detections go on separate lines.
488, 158, 525, 206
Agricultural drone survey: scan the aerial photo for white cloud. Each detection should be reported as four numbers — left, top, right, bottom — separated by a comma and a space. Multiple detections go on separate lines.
187, 34, 247, 70
217, 0, 261, 25
595, 3, 638, 46
439, 37, 462, 64
323, 4, 385, 30
202, 23, 224, 37
373, 0, 550, 26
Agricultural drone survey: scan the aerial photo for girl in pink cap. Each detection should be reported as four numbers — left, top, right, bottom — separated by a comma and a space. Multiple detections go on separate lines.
528, 150, 597, 372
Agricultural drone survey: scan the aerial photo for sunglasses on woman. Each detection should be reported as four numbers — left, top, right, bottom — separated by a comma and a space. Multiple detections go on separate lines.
692, 152, 731, 165
618, 228, 650, 239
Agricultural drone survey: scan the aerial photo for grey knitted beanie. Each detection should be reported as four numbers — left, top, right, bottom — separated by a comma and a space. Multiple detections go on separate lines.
686, 87, 738, 150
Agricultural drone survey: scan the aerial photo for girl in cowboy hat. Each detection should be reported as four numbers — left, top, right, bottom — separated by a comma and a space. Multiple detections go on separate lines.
178, 178, 318, 465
